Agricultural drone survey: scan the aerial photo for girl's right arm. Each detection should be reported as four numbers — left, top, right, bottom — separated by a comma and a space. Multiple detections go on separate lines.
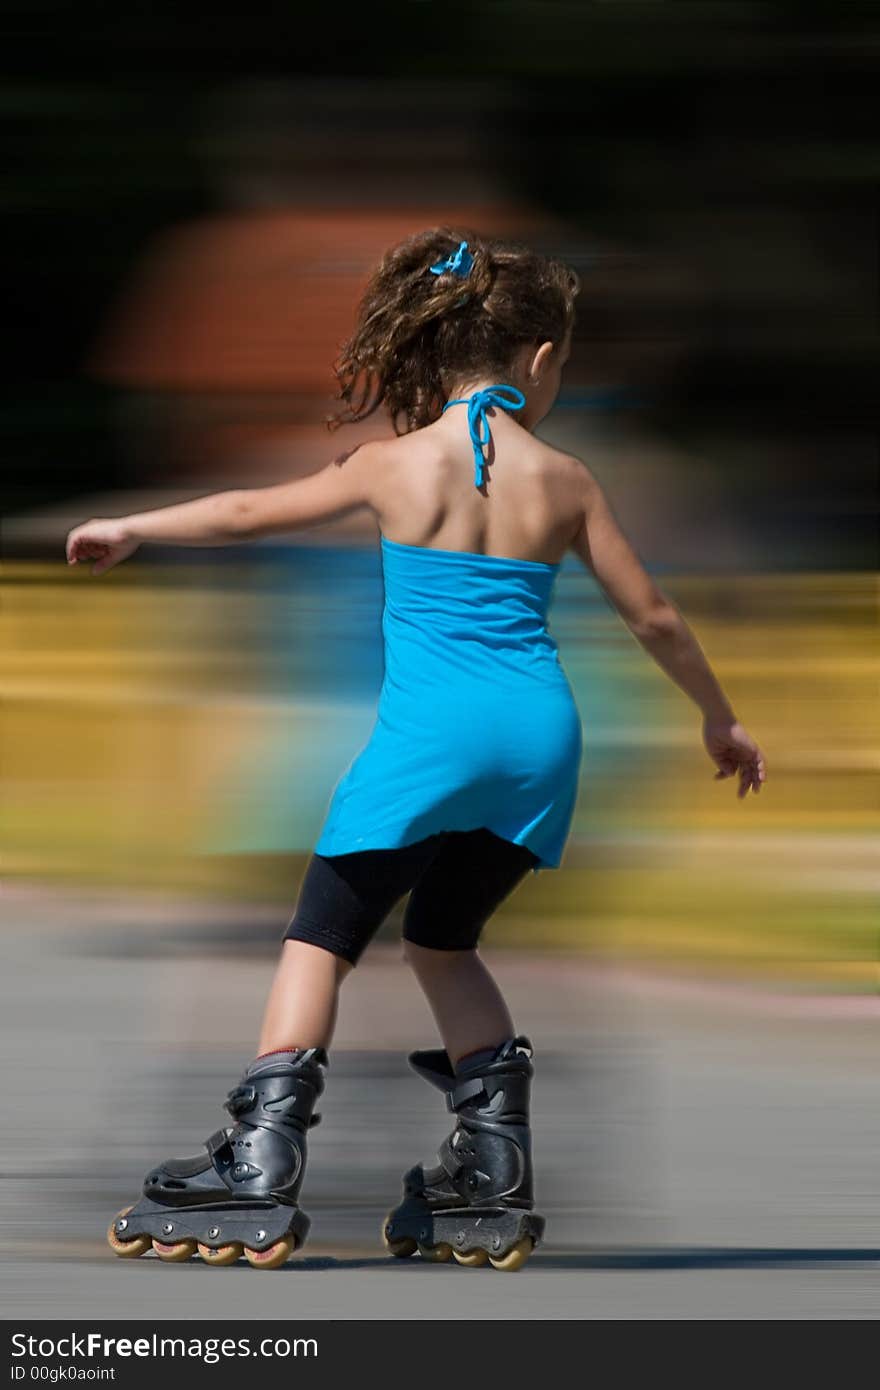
568, 462, 766, 798
65, 444, 379, 576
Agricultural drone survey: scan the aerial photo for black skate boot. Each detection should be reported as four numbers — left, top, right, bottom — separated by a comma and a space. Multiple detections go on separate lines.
107, 1048, 327, 1269
383, 1036, 544, 1272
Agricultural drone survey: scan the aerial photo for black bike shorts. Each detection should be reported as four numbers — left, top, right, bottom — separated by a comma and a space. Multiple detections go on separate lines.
283, 827, 538, 966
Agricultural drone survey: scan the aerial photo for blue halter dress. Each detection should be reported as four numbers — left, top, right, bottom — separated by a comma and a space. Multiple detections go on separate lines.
313, 386, 583, 871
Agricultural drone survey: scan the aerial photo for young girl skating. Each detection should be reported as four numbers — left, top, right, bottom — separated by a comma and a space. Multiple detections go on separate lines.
68, 229, 766, 1272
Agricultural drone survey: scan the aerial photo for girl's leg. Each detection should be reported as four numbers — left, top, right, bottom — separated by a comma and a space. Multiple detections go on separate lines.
403, 942, 513, 1065
257, 941, 352, 1054
401, 828, 538, 1065
261, 835, 448, 1054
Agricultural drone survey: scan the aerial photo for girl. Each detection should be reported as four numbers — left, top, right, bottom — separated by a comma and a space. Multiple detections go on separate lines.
69, 228, 766, 1273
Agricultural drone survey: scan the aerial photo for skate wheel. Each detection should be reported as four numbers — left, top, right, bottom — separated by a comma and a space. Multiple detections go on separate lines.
488, 1236, 534, 1272
384, 1234, 417, 1258
197, 1242, 243, 1267
453, 1247, 489, 1268
152, 1238, 197, 1263
381, 1218, 417, 1258
107, 1207, 151, 1259
244, 1235, 298, 1270
417, 1241, 453, 1263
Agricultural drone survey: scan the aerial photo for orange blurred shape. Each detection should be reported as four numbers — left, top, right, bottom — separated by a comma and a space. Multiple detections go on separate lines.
88, 206, 560, 395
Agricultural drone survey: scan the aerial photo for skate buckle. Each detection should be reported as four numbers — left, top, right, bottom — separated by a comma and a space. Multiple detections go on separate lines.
225, 1083, 257, 1116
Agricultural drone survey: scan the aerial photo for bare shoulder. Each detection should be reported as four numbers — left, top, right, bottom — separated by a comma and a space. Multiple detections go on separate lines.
328, 437, 388, 472
552, 447, 599, 495
528, 440, 597, 521
326, 437, 394, 497
528, 438, 592, 485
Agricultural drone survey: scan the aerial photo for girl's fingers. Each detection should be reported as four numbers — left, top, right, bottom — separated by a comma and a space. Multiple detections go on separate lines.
73, 542, 109, 561
68, 535, 117, 573
713, 743, 766, 795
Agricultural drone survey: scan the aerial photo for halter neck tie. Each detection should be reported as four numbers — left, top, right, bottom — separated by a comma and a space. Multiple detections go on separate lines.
441, 384, 526, 488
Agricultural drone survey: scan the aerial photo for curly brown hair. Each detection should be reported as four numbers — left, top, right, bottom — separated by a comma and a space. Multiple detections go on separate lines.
327, 227, 580, 435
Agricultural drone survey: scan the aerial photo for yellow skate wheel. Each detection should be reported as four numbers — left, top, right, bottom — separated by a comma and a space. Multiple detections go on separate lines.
244, 1234, 298, 1270
382, 1218, 417, 1258
197, 1242, 243, 1267
107, 1207, 151, 1259
453, 1247, 489, 1268
384, 1234, 418, 1258
488, 1237, 534, 1272
417, 1241, 453, 1263
152, 1238, 197, 1263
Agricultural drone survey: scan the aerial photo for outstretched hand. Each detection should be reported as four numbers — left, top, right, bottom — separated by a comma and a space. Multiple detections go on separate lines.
66, 518, 140, 576
703, 716, 766, 799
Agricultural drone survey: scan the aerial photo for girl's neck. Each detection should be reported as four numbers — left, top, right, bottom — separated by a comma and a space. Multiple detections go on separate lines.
442, 377, 536, 433
447, 376, 517, 399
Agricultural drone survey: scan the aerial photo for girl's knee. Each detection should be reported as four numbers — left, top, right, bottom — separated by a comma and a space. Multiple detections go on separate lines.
280, 936, 356, 979
402, 939, 477, 971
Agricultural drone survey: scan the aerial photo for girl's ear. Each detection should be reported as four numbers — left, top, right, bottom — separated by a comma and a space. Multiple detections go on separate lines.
526, 340, 556, 385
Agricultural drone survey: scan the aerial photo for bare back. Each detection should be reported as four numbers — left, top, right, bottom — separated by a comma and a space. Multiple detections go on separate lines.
371, 411, 585, 566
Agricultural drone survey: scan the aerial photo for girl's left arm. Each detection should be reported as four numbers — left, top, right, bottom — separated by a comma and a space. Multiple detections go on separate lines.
66, 444, 379, 575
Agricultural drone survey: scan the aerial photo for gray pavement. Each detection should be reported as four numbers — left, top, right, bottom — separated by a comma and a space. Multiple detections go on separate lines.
1, 885, 878, 1320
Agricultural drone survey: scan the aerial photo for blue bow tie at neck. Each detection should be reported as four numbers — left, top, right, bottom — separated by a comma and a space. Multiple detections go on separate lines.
441, 385, 526, 488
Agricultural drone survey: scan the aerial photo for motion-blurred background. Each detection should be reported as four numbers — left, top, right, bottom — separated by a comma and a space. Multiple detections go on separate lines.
2, 2, 877, 1317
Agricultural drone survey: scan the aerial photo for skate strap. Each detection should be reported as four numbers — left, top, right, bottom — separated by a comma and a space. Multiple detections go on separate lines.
438, 1135, 464, 1182
446, 1036, 534, 1109
205, 1128, 233, 1159
224, 1084, 321, 1130
446, 1077, 487, 1111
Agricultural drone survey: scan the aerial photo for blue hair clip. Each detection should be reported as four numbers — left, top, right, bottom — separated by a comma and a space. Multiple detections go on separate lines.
429, 240, 474, 279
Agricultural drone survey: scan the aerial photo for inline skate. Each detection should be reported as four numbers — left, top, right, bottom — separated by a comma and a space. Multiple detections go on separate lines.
107, 1047, 327, 1269
382, 1035, 544, 1272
